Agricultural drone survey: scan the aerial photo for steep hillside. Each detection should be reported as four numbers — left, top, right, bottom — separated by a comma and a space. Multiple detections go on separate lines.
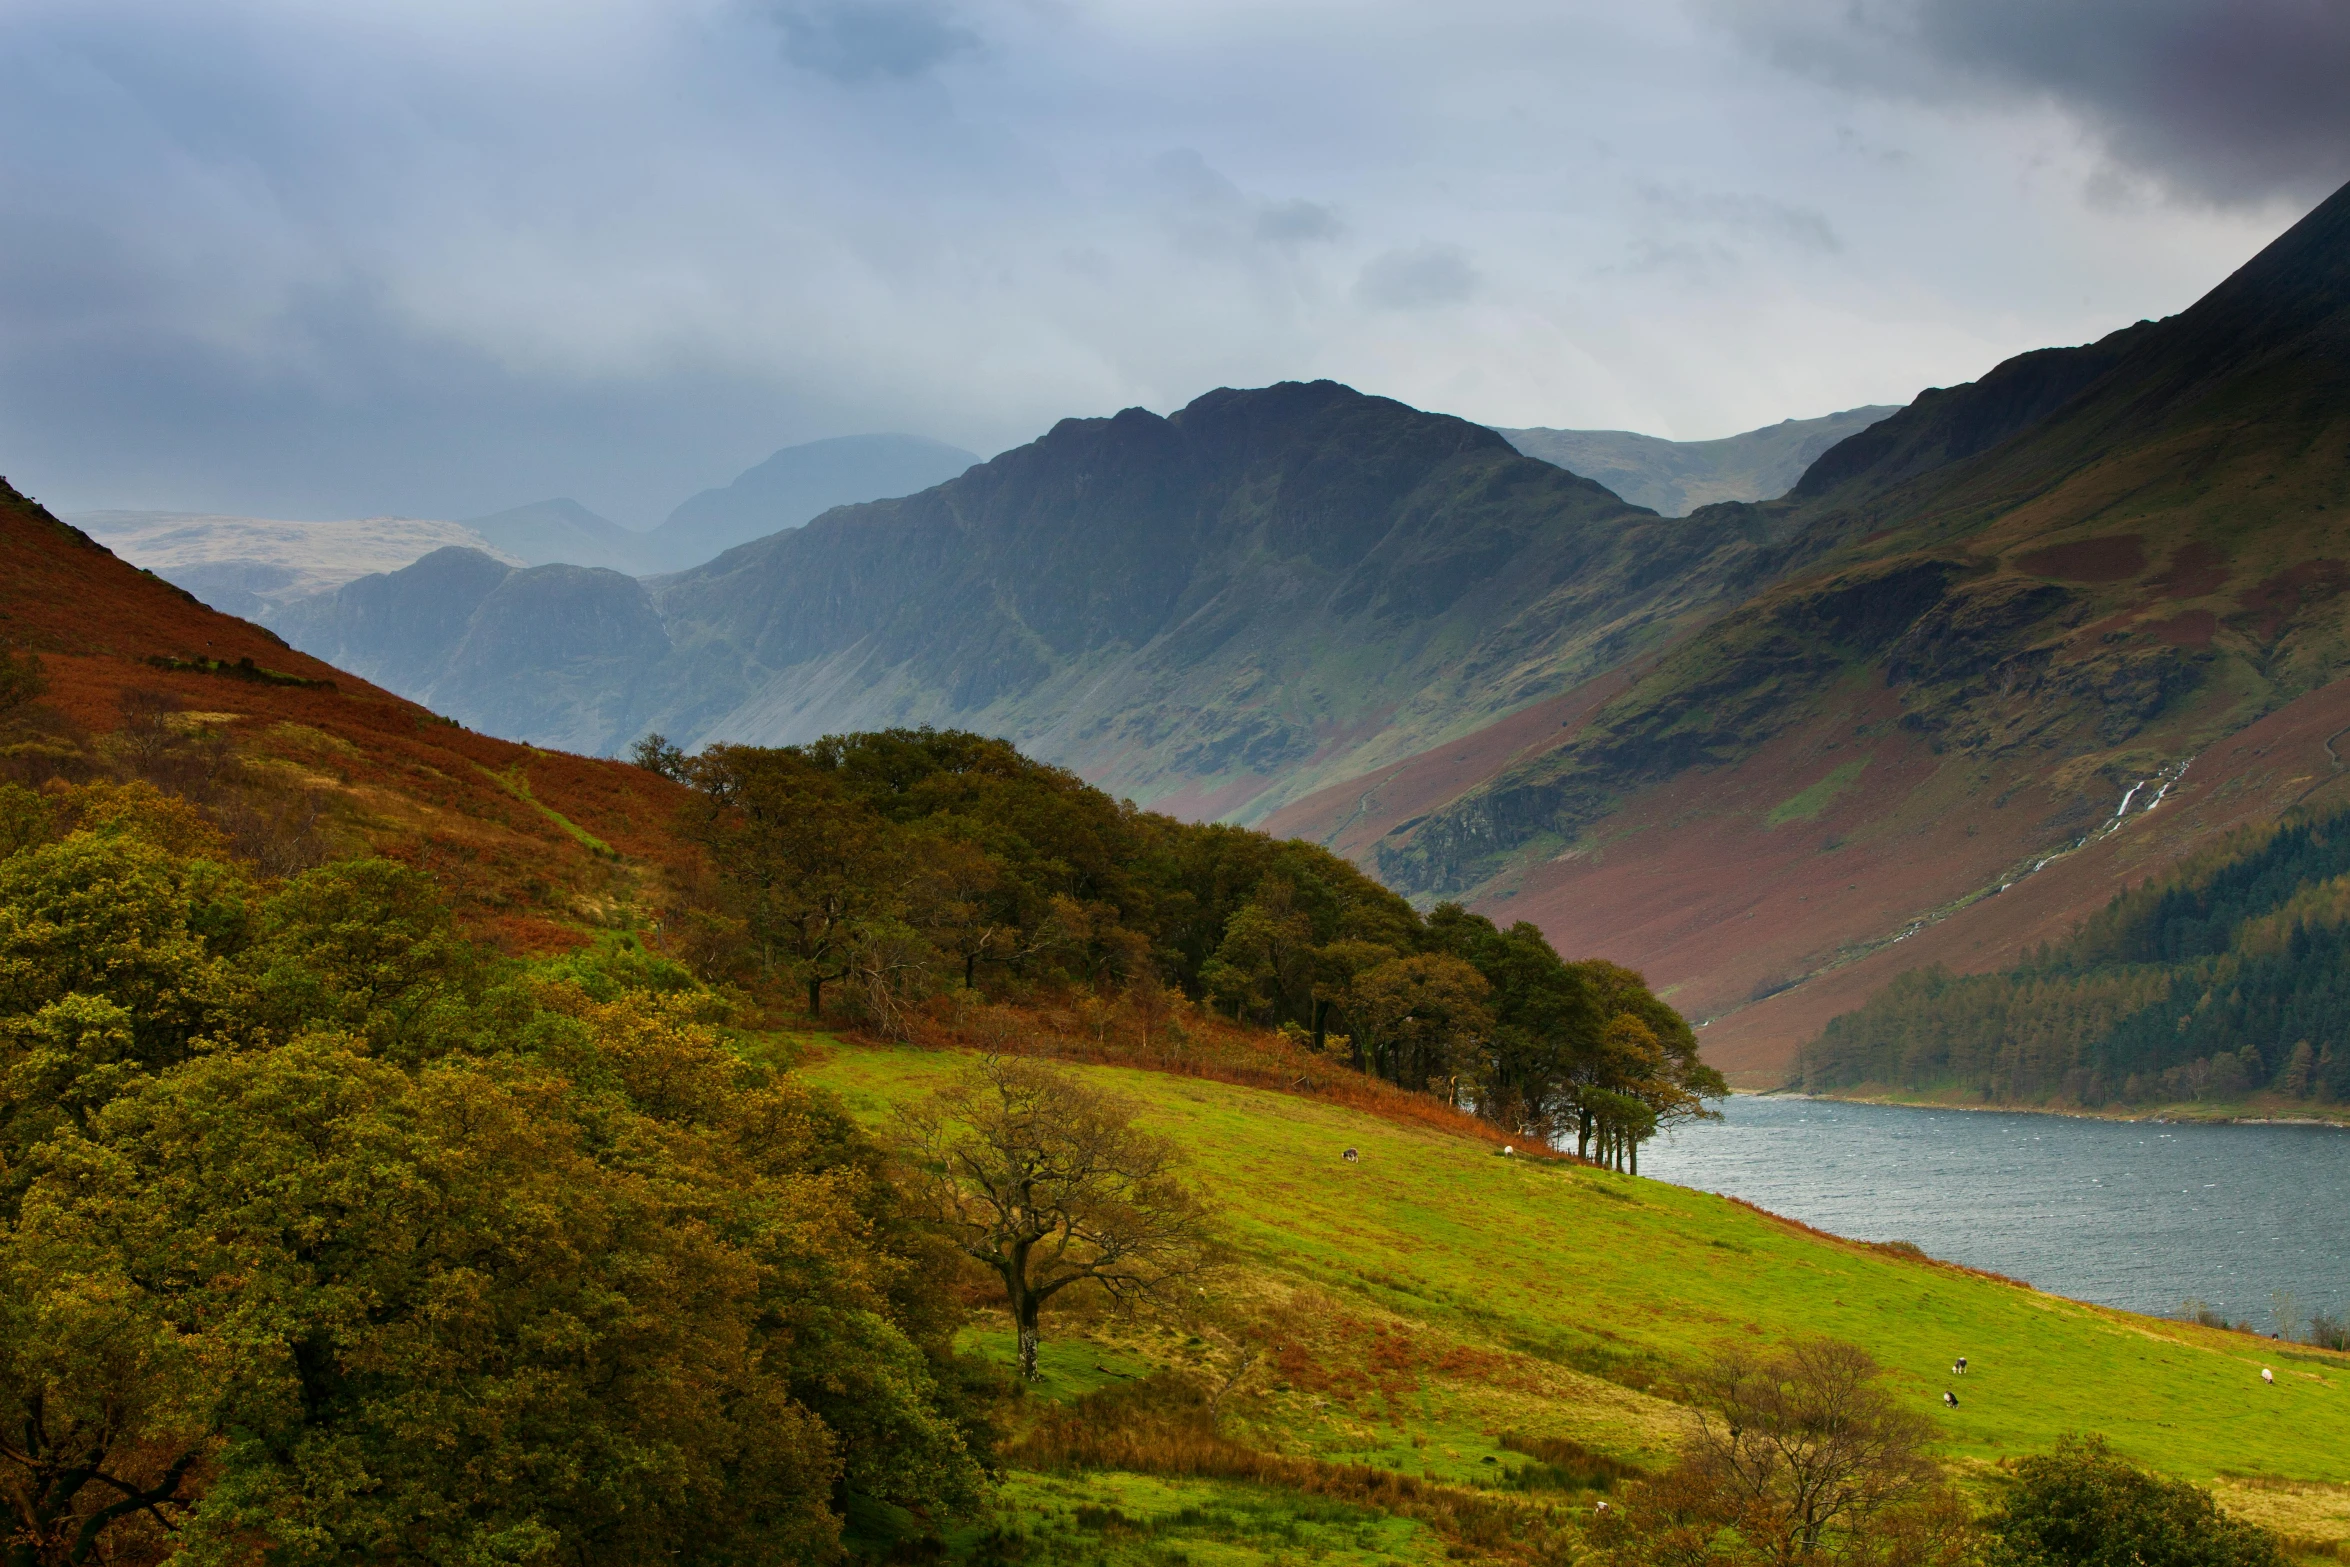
812, 1048, 2350, 1500
1272, 176, 2350, 1078
0, 478, 688, 943
1497, 405, 1898, 515
1800, 800, 2350, 1112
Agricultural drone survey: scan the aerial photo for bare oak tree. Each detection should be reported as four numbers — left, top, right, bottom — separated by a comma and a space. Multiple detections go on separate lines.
1596, 1337, 1966, 1567
899, 1056, 1213, 1380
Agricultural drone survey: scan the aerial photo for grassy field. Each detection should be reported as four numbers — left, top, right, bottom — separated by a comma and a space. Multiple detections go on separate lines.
806, 1043, 2350, 1559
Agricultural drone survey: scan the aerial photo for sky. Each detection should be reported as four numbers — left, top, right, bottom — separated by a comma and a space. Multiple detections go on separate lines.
2, 0, 2346, 527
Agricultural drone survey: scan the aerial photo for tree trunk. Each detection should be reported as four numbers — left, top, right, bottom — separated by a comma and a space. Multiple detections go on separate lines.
1016, 1295, 1043, 1381
807, 975, 823, 1018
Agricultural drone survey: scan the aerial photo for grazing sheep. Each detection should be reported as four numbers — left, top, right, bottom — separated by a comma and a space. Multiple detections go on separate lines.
1955, 1357, 1967, 1373
1943, 1391, 1959, 1408
1342, 1148, 1359, 1163
2261, 1367, 2274, 1385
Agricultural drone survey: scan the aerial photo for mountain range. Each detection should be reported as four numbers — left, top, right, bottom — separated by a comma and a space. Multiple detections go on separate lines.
105, 174, 2350, 1087
270, 384, 1796, 815
73, 432, 984, 606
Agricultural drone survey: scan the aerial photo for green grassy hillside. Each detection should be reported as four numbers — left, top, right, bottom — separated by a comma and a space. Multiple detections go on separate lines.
809, 1045, 2348, 1509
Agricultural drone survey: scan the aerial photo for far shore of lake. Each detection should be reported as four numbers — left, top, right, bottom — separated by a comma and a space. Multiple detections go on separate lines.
1735, 1085, 2350, 1128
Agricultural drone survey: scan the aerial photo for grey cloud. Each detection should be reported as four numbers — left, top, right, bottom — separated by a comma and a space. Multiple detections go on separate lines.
1638, 186, 1842, 253
1355, 244, 1478, 310
1713, 0, 2350, 205
771, 0, 978, 83
1253, 198, 1343, 246
1148, 152, 1343, 255
0, 0, 2320, 526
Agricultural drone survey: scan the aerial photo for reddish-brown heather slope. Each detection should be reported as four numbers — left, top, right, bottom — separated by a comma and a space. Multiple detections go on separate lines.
1271, 178, 2350, 1084
0, 477, 691, 941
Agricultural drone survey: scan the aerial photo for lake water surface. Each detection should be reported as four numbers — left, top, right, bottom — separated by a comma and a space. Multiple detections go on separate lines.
1636, 1095, 2350, 1325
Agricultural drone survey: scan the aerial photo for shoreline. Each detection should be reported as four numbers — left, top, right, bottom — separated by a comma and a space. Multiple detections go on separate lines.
1738, 1086, 2350, 1129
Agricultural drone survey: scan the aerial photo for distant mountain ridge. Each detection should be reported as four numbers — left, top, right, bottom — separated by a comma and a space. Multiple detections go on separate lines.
77, 434, 986, 607
1496, 405, 1898, 515
70, 511, 521, 617
462, 498, 652, 574
649, 432, 979, 573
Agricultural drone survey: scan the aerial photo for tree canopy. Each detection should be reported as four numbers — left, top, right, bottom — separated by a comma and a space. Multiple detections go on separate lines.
0, 786, 988, 1564
659, 728, 1721, 1157
1985, 1436, 2284, 1567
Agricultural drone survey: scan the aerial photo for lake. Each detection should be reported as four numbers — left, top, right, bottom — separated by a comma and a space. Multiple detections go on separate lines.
1636, 1094, 2350, 1327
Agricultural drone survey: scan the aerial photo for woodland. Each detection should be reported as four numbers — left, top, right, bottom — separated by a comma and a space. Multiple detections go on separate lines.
1799, 806, 2350, 1108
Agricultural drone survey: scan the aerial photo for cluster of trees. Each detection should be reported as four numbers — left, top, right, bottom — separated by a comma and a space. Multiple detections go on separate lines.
1596, 1338, 2284, 1567
1802, 807, 2350, 1105
0, 780, 989, 1563
639, 728, 1721, 1160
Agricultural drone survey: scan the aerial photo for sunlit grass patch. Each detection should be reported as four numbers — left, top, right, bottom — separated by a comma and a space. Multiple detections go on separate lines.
952, 1471, 1439, 1565
808, 1045, 2350, 1484
1766, 758, 1869, 826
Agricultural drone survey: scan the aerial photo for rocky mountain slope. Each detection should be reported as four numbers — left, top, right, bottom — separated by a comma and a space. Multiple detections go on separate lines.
1496, 405, 1898, 515
1268, 174, 2350, 1079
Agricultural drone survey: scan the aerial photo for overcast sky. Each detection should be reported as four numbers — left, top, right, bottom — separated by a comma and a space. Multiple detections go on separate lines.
4, 0, 2345, 526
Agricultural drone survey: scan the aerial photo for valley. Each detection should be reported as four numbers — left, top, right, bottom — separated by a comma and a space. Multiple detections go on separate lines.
155, 174, 2350, 1100
14, 8, 2350, 1564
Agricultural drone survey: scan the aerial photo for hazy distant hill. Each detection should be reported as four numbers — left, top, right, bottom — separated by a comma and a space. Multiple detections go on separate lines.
646, 433, 981, 572
462, 497, 655, 574
70, 511, 518, 617
1495, 406, 1899, 515
82, 434, 984, 610
270, 545, 671, 755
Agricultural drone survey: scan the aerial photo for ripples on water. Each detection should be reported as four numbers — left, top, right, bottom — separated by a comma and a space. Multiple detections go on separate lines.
1635, 1095, 2350, 1323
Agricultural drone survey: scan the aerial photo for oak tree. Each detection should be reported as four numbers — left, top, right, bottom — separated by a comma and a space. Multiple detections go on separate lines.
900, 1056, 1213, 1380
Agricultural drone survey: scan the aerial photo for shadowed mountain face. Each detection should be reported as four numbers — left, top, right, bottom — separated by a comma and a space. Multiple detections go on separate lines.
272, 381, 1785, 818
1496, 406, 1899, 516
